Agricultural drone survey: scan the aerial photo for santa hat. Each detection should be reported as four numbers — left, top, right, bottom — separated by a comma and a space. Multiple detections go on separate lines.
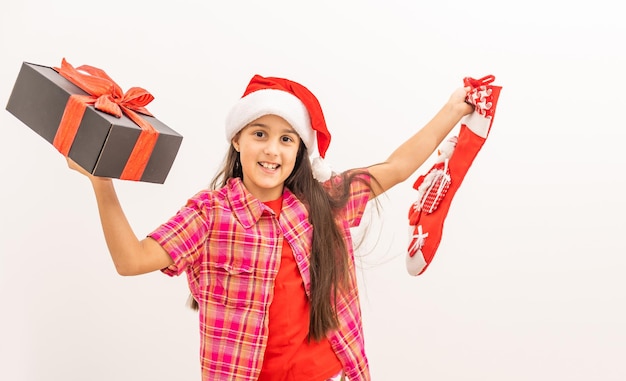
225, 75, 333, 181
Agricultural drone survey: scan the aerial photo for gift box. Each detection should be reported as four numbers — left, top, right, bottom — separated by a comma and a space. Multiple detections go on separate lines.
5, 60, 183, 184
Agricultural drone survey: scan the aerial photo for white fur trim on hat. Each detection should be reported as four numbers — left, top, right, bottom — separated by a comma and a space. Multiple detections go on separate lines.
225, 89, 316, 153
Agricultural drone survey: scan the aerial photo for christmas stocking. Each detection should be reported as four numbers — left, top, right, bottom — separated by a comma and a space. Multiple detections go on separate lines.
407, 75, 502, 276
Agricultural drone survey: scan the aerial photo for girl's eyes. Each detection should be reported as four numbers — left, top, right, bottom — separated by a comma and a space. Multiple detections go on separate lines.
251, 131, 295, 143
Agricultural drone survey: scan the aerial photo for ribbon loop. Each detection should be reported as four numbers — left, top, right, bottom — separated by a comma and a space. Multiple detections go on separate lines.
121, 87, 155, 115
75, 63, 123, 98
463, 75, 496, 88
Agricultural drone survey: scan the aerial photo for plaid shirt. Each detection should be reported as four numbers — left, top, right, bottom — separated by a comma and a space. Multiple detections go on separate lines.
149, 174, 372, 381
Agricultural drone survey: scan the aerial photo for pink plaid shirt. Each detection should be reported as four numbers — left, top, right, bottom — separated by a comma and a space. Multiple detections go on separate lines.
149, 174, 372, 381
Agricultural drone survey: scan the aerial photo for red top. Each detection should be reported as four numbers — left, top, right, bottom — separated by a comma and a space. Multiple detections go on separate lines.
257, 197, 343, 381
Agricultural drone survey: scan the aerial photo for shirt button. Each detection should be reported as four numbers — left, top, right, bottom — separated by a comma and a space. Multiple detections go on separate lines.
296, 254, 303, 261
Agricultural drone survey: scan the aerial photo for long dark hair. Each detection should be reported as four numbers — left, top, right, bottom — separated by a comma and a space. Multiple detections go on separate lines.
189, 140, 374, 341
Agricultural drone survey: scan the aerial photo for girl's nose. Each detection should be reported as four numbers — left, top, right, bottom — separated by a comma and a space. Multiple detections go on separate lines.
263, 138, 280, 155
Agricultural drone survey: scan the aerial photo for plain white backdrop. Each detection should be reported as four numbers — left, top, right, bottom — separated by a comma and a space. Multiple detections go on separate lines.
1, 1, 625, 380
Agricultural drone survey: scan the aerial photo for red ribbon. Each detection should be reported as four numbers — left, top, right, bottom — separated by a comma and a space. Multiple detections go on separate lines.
52, 58, 159, 180
463, 74, 495, 88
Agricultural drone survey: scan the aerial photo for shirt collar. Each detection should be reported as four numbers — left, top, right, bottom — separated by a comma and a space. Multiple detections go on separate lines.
225, 178, 305, 228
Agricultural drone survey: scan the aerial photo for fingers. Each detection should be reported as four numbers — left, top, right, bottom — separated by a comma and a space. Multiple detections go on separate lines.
66, 157, 91, 178
460, 86, 475, 115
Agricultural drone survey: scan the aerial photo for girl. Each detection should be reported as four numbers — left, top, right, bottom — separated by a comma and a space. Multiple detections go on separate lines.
68, 74, 474, 380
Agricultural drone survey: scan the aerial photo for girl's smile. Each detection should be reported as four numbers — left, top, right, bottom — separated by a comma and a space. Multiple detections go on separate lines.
259, 161, 280, 171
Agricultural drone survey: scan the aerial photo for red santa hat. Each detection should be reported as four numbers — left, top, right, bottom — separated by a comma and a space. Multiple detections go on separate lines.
225, 74, 332, 181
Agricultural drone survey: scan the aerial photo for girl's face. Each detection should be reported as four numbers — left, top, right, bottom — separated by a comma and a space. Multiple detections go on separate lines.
232, 114, 301, 201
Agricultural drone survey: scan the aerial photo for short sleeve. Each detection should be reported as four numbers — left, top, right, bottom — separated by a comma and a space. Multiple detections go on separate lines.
329, 170, 372, 228
148, 191, 211, 276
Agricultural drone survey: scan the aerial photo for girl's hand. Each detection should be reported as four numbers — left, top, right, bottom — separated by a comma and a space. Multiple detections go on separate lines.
448, 86, 475, 117
66, 157, 110, 183
67, 157, 91, 176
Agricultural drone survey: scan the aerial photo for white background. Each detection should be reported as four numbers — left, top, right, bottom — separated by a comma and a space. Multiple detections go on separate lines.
1, 1, 625, 380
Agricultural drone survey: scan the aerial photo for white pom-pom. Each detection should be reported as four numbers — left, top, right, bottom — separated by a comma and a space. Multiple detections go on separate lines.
311, 157, 332, 182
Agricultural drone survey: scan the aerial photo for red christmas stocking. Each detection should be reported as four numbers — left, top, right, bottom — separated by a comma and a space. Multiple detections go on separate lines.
407, 75, 502, 276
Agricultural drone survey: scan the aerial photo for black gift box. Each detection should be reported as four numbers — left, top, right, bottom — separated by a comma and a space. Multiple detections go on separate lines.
6, 61, 183, 184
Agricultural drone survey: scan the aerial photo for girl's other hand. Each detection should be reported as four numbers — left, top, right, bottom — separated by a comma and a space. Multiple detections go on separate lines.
448, 86, 475, 117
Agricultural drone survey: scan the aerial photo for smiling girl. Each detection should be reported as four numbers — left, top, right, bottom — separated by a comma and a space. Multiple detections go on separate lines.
68, 74, 473, 380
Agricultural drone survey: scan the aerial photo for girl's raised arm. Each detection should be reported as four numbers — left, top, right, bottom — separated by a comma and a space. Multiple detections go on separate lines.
367, 86, 474, 197
68, 158, 174, 276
